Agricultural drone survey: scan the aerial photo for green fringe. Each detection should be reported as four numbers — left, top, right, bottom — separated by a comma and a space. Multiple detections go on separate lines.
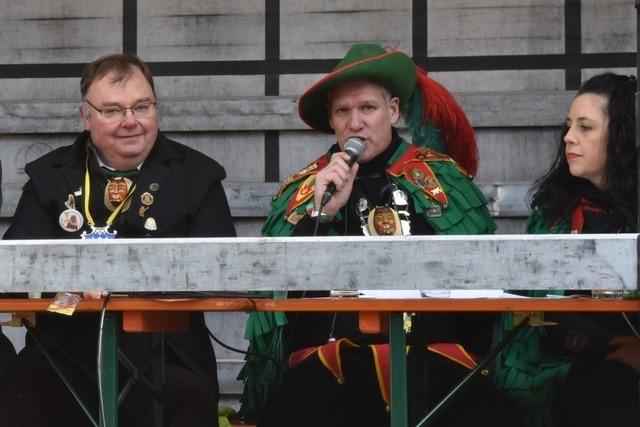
236, 292, 288, 421
493, 319, 572, 427
391, 160, 496, 235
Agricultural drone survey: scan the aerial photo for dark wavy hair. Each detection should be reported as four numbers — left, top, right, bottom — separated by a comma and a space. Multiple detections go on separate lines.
530, 72, 637, 228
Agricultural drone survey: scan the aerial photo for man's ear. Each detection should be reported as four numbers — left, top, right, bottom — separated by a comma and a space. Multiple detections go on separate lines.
79, 105, 90, 131
389, 97, 400, 125
327, 103, 336, 132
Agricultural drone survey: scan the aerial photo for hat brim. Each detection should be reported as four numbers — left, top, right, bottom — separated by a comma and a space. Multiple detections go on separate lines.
298, 51, 417, 133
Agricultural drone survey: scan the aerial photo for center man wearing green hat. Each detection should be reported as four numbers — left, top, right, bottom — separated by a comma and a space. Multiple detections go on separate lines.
238, 43, 516, 427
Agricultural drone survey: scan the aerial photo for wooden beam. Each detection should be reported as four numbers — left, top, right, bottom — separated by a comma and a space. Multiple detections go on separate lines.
0, 92, 573, 134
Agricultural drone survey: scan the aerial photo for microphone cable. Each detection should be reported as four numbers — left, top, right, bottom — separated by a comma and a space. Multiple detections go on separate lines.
205, 324, 281, 365
97, 292, 112, 427
621, 312, 640, 339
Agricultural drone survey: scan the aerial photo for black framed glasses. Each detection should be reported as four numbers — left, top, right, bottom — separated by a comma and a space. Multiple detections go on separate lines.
84, 98, 157, 122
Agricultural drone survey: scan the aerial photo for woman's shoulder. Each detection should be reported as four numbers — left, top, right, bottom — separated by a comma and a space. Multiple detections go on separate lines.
526, 204, 570, 234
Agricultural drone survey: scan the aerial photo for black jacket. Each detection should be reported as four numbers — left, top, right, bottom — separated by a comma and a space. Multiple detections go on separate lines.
3, 130, 236, 395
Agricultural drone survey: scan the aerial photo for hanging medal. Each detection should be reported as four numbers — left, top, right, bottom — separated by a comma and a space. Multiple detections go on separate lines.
356, 197, 372, 235
80, 157, 137, 239
391, 185, 411, 235
58, 194, 84, 232
358, 184, 411, 236
368, 205, 403, 236
104, 176, 133, 212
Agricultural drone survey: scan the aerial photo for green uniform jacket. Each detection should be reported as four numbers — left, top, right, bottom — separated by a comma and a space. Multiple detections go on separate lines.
263, 138, 495, 236
238, 138, 496, 420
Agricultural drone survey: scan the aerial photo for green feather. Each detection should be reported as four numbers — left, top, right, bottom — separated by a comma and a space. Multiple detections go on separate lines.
405, 90, 447, 153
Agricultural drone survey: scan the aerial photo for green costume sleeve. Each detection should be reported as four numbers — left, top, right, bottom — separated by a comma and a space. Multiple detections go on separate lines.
239, 167, 322, 420
261, 182, 301, 237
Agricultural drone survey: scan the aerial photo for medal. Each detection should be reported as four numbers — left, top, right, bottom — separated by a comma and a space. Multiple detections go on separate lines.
59, 209, 84, 232
391, 186, 411, 235
80, 156, 137, 239
141, 192, 154, 206
144, 217, 157, 231
104, 177, 133, 212
356, 185, 412, 237
368, 206, 402, 236
426, 205, 442, 218
59, 194, 84, 232
81, 225, 117, 239
356, 197, 371, 235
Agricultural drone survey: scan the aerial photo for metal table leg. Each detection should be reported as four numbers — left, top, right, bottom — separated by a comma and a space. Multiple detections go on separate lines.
389, 312, 408, 427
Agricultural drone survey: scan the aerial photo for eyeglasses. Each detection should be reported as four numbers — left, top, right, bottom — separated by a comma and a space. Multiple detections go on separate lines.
84, 98, 157, 122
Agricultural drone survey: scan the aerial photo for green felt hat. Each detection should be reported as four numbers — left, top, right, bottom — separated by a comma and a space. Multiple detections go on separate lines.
298, 43, 416, 133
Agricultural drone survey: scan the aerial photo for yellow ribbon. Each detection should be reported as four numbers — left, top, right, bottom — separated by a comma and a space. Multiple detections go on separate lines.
83, 157, 137, 228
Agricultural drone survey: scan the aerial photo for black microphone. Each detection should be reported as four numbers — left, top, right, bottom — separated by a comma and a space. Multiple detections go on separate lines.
319, 137, 365, 208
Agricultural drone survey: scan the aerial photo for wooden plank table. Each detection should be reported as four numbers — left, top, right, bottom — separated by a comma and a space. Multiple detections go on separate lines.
1, 295, 638, 427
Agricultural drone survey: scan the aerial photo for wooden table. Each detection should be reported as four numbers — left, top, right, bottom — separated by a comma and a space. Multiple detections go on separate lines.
2, 295, 638, 427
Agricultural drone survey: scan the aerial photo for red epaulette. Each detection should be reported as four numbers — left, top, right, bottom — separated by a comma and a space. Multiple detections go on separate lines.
289, 346, 319, 367
283, 155, 330, 217
317, 338, 359, 384
387, 145, 460, 207
289, 338, 359, 384
369, 344, 391, 412
426, 342, 478, 370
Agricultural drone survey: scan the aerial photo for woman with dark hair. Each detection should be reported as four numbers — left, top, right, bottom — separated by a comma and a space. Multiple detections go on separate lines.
494, 72, 640, 427
529, 72, 637, 232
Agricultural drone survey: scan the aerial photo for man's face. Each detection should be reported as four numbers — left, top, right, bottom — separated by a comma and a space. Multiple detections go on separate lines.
328, 81, 400, 164
80, 67, 158, 170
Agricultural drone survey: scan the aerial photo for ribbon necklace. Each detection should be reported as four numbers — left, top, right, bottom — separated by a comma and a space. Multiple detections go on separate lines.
81, 156, 137, 239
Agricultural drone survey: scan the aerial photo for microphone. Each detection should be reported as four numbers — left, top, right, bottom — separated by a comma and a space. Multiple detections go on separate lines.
320, 137, 365, 208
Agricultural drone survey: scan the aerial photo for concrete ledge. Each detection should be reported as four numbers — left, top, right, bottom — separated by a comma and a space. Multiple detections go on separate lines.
0, 92, 573, 134
0, 235, 635, 292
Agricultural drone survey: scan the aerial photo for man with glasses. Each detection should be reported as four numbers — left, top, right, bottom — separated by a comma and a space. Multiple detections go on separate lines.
1, 54, 235, 426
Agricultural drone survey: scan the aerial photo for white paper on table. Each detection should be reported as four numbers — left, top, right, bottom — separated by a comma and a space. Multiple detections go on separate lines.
359, 290, 422, 299
359, 290, 532, 299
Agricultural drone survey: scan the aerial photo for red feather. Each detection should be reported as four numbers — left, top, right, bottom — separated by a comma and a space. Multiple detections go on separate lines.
415, 67, 478, 176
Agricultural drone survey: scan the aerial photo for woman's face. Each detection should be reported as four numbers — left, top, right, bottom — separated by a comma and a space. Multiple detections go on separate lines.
564, 93, 609, 189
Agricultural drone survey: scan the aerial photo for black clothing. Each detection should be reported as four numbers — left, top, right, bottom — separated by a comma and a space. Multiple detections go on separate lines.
1, 131, 236, 427
258, 130, 512, 427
